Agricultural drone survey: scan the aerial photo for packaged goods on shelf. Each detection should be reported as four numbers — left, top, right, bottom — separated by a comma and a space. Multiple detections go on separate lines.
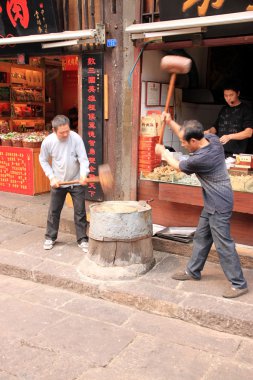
0, 87, 10, 101
0, 62, 45, 133
0, 103, 11, 117
0, 120, 9, 133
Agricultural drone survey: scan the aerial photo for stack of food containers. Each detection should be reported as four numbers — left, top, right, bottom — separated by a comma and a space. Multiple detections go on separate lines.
138, 115, 161, 175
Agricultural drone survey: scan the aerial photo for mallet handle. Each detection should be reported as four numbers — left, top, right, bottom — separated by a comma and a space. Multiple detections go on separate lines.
58, 176, 100, 186
159, 72, 177, 144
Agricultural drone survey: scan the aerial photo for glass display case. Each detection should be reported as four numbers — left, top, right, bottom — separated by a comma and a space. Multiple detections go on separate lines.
0, 63, 45, 133
140, 153, 253, 194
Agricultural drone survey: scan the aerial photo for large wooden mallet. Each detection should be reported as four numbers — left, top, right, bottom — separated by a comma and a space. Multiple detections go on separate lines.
158, 55, 192, 144
58, 163, 114, 194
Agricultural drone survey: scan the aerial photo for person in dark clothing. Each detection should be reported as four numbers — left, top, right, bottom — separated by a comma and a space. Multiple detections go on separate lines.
206, 79, 253, 157
156, 112, 248, 299
68, 106, 78, 131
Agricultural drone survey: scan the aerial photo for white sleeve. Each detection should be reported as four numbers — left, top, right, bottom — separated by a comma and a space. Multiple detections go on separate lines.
39, 140, 55, 180
76, 136, 90, 178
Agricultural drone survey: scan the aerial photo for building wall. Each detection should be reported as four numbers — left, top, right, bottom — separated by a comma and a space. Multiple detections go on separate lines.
68, 0, 102, 30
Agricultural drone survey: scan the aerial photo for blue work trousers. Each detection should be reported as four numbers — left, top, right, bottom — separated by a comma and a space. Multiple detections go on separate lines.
187, 209, 247, 289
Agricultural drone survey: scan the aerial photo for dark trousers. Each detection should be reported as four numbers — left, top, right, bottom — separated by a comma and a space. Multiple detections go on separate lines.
45, 185, 87, 243
187, 209, 247, 289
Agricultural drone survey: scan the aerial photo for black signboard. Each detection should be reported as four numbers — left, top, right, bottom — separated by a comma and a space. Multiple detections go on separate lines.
159, 0, 253, 39
82, 52, 104, 201
0, 0, 58, 36
0, 0, 59, 54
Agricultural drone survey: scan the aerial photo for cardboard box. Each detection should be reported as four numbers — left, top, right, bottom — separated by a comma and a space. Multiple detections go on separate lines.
148, 113, 162, 137
140, 116, 157, 136
234, 154, 253, 168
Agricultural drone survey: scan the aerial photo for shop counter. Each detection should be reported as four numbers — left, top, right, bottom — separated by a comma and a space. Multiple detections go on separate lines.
0, 146, 50, 195
138, 179, 253, 246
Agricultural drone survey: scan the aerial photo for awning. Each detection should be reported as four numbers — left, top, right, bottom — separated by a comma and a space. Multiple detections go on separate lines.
125, 11, 253, 40
0, 25, 105, 49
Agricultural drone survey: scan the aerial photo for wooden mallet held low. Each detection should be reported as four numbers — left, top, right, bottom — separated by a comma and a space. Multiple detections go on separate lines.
159, 55, 192, 144
58, 163, 114, 194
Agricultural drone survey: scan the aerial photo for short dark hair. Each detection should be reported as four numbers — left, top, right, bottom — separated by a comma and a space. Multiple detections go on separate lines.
223, 78, 241, 93
181, 120, 204, 141
51, 115, 70, 130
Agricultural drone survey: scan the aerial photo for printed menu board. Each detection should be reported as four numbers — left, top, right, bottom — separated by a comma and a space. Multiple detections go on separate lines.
0, 146, 34, 195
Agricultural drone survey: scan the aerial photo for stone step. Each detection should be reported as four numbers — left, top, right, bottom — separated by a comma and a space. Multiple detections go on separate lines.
153, 237, 253, 269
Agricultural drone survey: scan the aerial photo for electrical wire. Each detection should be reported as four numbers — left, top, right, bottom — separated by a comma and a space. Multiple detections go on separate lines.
127, 40, 158, 88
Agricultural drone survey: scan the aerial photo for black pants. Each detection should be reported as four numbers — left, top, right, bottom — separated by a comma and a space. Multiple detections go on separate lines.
45, 185, 87, 243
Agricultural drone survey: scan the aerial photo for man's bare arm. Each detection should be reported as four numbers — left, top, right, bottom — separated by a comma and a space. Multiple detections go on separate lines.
220, 128, 252, 145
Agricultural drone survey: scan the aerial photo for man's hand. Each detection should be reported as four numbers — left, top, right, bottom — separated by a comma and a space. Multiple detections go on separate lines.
220, 134, 231, 145
155, 144, 180, 171
155, 143, 166, 156
79, 176, 87, 186
50, 177, 60, 188
161, 111, 172, 125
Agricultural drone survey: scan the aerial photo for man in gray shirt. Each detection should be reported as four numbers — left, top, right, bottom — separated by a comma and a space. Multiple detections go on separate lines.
39, 115, 90, 252
156, 112, 248, 299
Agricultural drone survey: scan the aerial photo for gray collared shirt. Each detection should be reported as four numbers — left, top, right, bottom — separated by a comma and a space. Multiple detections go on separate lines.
179, 134, 233, 214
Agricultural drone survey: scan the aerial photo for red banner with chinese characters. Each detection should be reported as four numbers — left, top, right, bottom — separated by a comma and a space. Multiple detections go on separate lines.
0, 146, 34, 195
82, 52, 104, 201
62, 56, 78, 71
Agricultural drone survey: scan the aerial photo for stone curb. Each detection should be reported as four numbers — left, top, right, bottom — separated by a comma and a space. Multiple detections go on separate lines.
1, 259, 252, 339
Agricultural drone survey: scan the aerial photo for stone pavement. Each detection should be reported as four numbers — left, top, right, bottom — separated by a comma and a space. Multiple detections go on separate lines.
1, 274, 253, 380
0, 191, 253, 339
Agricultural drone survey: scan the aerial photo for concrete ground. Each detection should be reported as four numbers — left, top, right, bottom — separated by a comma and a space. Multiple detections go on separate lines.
1, 274, 253, 380
0, 191, 253, 339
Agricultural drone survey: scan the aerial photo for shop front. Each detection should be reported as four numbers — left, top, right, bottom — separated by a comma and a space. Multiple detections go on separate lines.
126, 1, 253, 246
0, 0, 105, 200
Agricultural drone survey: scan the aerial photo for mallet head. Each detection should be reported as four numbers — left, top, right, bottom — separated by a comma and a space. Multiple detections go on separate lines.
98, 164, 114, 194
160, 55, 192, 74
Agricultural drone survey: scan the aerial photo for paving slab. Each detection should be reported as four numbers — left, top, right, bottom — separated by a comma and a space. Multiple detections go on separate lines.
30, 314, 136, 366
0, 296, 66, 339
81, 334, 214, 380
205, 359, 253, 380
124, 310, 241, 357
0, 335, 91, 380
